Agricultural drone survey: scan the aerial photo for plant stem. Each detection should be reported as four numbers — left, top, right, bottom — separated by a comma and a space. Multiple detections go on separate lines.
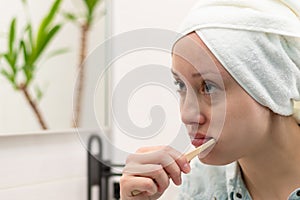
20, 84, 48, 129
72, 23, 89, 127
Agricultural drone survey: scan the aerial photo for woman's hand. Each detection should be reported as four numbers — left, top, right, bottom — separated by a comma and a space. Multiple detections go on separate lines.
120, 146, 191, 200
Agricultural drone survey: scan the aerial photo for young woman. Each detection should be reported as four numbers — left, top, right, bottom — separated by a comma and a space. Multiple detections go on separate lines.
120, 0, 300, 199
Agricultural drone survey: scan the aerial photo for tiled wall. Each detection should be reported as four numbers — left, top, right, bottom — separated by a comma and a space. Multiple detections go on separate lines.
0, 130, 89, 200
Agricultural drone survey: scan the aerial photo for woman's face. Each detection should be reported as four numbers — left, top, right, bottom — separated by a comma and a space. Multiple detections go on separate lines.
172, 32, 272, 165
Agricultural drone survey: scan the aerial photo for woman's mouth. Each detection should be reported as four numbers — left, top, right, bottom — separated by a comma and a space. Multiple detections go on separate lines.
191, 134, 214, 147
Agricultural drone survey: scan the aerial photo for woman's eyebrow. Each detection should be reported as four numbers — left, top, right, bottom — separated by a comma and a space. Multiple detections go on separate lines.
192, 71, 220, 78
171, 69, 222, 78
192, 72, 203, 77
171, 69, 179, 77
191, 72, 211, 77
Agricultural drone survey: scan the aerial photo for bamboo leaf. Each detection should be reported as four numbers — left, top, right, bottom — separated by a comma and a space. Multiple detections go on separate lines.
23, 64, 34, 85
39, 0, 62, 31
4, 50, 18, 74
36, 0, 62, 51
24, 24, 33, 54
21, 0, 27, 5
62, 12, 77, 22
83, 0, 92, 12
84, 0, 99, 13
83, 0, 101, 24
11, 52, 17, 74
35, 24, 61, 62
45, 47, 69, 60
8, 18, 16, 56
1, 69, 15, 85
47, 0, 63, 23
34, 85, 44, 101
20, 40, 28, 64
3, 53, 10, 64
1, 69, 12, 80
3, 53, 13, 68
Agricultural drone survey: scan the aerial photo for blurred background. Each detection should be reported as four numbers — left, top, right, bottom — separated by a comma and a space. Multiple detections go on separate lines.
0, 0, 199, 199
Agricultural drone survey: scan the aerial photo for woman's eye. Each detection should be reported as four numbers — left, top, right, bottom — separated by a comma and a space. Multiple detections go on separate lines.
174, 80, 186, 92
203, 81, 217, 94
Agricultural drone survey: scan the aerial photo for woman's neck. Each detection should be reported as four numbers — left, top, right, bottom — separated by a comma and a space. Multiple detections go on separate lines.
238, 118, 300, 200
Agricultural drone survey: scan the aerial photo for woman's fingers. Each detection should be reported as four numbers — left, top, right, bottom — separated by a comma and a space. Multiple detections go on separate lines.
123, 163, 170, 193
126, 146, 190, 178
120, 145, 191, 199
120, 175, 158, 199
162, 146, 191, 174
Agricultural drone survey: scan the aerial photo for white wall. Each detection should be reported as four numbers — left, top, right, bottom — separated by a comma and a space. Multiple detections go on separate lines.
110, 1, 199, 199
111, 0, 199, 160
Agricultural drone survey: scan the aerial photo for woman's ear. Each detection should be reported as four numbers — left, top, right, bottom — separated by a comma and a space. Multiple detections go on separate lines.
293, 101, 300, 124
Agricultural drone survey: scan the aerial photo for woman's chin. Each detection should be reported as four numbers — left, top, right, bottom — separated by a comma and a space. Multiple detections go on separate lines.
198, 152, 234, 166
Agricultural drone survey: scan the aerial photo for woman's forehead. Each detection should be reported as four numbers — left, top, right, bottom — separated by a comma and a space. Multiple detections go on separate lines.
172, 33, 228, 77
173, 32, 204, 54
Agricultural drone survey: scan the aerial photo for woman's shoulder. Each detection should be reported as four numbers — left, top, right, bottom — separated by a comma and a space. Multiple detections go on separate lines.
178, 160, 231, 200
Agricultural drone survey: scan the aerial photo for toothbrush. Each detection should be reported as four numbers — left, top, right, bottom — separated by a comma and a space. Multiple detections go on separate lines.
185, 138, 216, 161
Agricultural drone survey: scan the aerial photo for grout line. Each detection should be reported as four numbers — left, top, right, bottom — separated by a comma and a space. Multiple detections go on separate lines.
0, 176, 87, 190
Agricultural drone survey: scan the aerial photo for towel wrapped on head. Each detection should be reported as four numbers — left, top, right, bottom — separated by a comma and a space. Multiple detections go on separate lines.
177, 0, 300, 123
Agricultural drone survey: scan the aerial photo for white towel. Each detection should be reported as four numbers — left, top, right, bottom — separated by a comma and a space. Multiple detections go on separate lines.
177, 0, 300, 122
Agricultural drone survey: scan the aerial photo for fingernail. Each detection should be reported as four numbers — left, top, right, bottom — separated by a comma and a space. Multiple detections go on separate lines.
177, 176, 182, 185
183, 163, 190, 173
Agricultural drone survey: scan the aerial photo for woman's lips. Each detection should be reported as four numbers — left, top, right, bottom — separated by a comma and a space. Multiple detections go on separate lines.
191, 133, 213, 147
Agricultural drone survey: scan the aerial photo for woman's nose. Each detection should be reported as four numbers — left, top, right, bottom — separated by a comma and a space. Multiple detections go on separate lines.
180, 92, 206, 125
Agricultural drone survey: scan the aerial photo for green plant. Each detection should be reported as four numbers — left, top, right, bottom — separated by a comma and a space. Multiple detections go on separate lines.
64, 0, 104, 127
0, 0, 64, 129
